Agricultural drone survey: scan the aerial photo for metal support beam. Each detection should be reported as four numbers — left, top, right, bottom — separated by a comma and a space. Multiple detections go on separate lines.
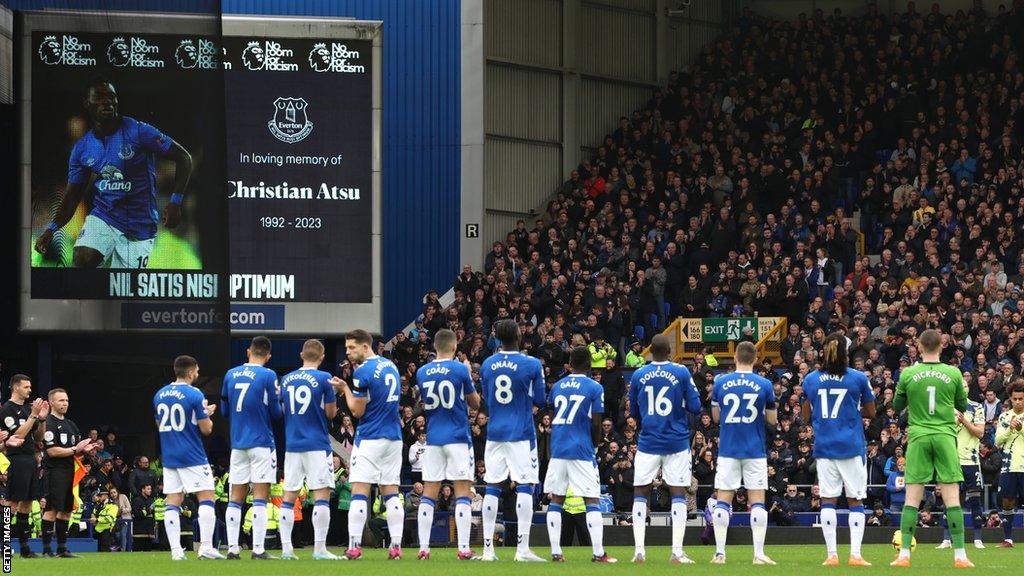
656, 0, 668, 84
562, 0, 581, 176
461, 0, 486, 270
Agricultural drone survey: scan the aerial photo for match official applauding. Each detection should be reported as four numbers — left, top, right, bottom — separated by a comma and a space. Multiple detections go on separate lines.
42, 388, 97, 557
0, 374, 48, 558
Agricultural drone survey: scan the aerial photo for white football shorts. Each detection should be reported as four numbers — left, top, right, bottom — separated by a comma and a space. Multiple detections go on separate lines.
423, 443, 474, 482
229, 446, 277, 485
349, 438, 402, 486
483, 440, 539, 485
75, 214, 155, 269
715, 457, 767, 491
634, 449, 692, 486
817, 456, 868, 500
284, 450, 335, 491
163, 463, 215, 495
544, 458, 601, 498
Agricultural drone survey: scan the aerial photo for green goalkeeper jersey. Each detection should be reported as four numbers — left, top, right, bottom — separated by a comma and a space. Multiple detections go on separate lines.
894, 362, 968, 440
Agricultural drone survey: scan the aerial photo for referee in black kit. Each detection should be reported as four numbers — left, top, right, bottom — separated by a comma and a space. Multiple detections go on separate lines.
0, 374, 49, 558
42, 388, 95, 557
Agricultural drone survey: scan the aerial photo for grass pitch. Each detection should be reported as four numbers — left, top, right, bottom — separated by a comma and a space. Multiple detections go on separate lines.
16, 544, 1014, 576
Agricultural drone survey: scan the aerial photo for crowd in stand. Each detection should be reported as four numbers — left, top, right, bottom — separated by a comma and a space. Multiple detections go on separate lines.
387, 0, 1024, 523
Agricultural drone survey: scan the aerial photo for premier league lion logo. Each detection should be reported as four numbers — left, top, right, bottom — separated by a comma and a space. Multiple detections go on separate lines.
175, 40, 199, 69
38, 35, 62, 65
241, 41, 266, 70
268, 97, 313, 144
308, 43, 332, 72
107, 37, 131, 67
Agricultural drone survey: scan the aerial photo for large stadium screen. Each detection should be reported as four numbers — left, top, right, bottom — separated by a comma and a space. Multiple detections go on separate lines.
29, 32, 374, 303
29, 30, 227, 301
21, 12, 382, 332
222, 36, 373, 302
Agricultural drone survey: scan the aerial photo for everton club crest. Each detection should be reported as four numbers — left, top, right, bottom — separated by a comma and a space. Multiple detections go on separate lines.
268, 97, 313, 144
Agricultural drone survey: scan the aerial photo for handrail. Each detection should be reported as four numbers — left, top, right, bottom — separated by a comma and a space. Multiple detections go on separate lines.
754, 316, 787, 352
640, 317, 682, 359
383, 287, 456, 350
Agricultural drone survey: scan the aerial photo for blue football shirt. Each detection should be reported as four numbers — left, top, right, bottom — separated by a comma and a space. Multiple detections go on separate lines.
415, 359, 476, 446
480, 351, 545, 443
68, 116, 173, 240
549, 374, 604, 461
154, 382, 209, 469
221, 363, 281, 450
801, 368, 875, 459
711, 371, 776, 459
351, 356, 402, 442
280, 367, 336, 453
629, 361, 703, 455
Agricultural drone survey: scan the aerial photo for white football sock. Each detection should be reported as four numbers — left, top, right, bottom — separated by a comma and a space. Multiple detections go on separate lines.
547, 504, 563, 556
198, 501, 216, 551
313, 500, 331, 554
417, 497, 436, 552
251, 500, 267, 554
455, 497, 472, 553
516, 489, 533, 553
751, 503, 768, 557
713, 503, 731, 555
164, 505, 182, 555
586, 507, 604, 557
348, 497, 367, 549
225, 502, 242, 553
820, 505, 838, 556
279, 503, 295, 554
849, 507, 866, 557
482, 490, 499, 554
632, 497, 647, 556
385, 494, 404, 548
671, 496, 687, 556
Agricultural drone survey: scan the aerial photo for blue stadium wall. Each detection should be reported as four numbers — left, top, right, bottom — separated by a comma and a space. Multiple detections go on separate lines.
6, 0, 462, 336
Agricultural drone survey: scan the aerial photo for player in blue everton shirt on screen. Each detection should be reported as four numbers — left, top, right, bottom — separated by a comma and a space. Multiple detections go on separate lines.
35, 78, 194, 268
278, 339, 338, 561
413, 329, 481, 560
153, 355, 222, 561
221, 336, 281, 560
710, 341, 777, 565
801, 332, 876, 567
479, 319, 547, 562
628, 334, 702, 564
544, 346, 616, 564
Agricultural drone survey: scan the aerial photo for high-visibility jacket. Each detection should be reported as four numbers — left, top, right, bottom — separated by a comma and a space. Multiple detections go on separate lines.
13, 501, 42, 537
243, 502, 280, 533
588, 342, 617, 368
153, 497, 166, 521
372, 493, 404, 519
563, 488, 585, 514
30, 500, 41, 537
70, 500, 82, 528
93, 502, 118, 533
625, 350, 646, 368
215, 474, 229, 503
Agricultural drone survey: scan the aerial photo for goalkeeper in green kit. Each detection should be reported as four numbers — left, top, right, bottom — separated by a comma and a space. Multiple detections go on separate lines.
890, 329, 974, 568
